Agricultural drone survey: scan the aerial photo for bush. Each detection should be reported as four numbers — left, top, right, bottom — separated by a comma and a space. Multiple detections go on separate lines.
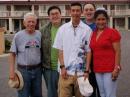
10, 32, 14, 34
5, 39, 11, 53
4, 32, 6, 34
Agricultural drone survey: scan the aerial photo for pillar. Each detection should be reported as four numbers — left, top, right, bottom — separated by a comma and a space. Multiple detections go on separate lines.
110, 16, 113, 28
31, 5, 34, 13
125, 16, 128, 30
11, 5, 14, 16
9, 18, 13, 33
0, 27, 5, 54
107, 5, 111, 16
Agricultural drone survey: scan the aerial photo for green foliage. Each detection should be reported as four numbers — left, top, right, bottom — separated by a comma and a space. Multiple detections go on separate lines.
10, 32, 14, 34
5, 39, 11, 53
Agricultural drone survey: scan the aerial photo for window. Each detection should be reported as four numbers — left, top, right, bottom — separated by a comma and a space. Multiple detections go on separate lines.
116, 5, 126, 10
128, 4, 130, 9
110, 5, 115, 10
103, 5, 107, 10
40, 5, 47, 12
128, 17, 130, 29
0, 19, 6, 27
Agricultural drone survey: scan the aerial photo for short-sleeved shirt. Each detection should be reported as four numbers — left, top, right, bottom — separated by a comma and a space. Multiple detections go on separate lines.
87, 23, 96, 31
83, 19, 96, 31
53, 20, 92, 76
90, 27, 121, 72
51, 26, 59, 70
10, 30, 41, 66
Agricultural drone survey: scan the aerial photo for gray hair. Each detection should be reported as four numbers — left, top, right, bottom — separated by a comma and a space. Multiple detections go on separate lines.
23, 12, 37, 21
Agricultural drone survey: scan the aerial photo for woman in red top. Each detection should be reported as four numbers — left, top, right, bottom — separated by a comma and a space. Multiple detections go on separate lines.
90, 9, 121, 97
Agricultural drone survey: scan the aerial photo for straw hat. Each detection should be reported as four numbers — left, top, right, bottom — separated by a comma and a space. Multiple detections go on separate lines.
77, 77, 93, 97
8, 70, 24, 90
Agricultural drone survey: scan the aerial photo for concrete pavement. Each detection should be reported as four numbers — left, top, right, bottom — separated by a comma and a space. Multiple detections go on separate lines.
0, 54, 47, 97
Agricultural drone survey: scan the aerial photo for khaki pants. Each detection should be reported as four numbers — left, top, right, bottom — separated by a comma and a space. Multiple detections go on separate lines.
58, 75, 83, 97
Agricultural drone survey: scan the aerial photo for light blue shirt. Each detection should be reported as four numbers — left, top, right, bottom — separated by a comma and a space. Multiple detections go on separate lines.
10, 29, 41, 66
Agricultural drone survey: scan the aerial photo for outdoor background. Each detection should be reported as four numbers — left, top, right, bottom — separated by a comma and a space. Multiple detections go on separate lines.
0, 0, 130, 97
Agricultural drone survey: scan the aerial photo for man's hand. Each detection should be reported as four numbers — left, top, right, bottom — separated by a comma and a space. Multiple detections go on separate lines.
83, 72, 89, 80
61, 67, 68, 79
9, 71, 15, 80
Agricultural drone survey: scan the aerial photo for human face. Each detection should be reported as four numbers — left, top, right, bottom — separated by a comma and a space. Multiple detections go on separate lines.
70, 5, 82, 22
23, 16, 37, 33
49, 9, 61, 26
95, 14, 107, 30
83, 4, 95, 21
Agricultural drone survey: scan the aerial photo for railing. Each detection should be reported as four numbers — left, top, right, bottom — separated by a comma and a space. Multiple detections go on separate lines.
0, 11, 31, 17
110, 10, 130, 16
11, 11, 30, 17
39, 10, 66, 17
0, 10, 130, 18
0, 11, 10, 17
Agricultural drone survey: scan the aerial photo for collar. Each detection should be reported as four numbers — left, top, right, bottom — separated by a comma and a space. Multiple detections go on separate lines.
68, 20, 85, 28
47, 21, 63, 29
84, 19, 95, 25
94, 26, 108, 33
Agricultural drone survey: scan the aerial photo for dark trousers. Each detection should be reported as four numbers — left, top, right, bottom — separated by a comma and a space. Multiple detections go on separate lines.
89, 71, 101, 97
18, 67, 42, 97
89, 57, 101, 97
42, 68, 59, 97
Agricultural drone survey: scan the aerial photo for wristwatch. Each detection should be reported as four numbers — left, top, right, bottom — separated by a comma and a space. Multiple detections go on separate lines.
60, 65, 65, 69
84, 70, 89, 73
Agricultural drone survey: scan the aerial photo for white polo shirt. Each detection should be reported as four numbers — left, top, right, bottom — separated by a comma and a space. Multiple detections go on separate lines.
53, 20, 92, 76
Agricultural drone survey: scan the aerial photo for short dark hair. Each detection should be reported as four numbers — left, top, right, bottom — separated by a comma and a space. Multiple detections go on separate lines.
47, 6, 61, 16
71, 2, 82, 11
94, 10, 109, 20
83, 3, 96, 9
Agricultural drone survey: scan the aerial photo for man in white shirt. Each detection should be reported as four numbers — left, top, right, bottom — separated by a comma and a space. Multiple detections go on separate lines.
53, 2, 92, 97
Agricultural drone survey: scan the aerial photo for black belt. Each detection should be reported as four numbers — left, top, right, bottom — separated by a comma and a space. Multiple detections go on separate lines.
18, 63, 41, 70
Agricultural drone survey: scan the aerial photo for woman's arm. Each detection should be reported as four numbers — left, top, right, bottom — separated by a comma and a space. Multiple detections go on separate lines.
112, 41, 121, 81
113, 41, 121, 71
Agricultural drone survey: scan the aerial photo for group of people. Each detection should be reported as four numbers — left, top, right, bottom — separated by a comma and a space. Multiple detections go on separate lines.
9, 2, 121, 97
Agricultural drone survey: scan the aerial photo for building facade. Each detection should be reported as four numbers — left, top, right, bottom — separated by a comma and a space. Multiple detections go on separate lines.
0, 0, 130, 33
